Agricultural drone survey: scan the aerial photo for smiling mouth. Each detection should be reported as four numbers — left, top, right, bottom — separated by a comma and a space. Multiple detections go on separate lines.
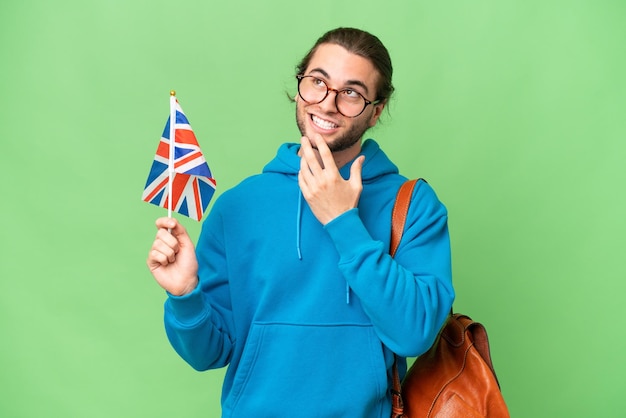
311, 114, 338, 130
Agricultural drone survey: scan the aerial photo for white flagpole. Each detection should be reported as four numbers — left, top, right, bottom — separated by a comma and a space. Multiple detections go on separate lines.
168, 90, 176, 219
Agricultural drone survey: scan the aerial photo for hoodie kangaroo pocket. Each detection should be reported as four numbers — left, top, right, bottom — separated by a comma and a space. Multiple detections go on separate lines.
226, 322, 388, 417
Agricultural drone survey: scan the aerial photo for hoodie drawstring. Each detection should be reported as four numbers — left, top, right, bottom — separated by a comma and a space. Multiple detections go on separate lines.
296, 189, 350, 304
296, 190, 303, 260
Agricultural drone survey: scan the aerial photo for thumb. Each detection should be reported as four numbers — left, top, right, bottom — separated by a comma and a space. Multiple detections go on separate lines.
350, 155, 365, 185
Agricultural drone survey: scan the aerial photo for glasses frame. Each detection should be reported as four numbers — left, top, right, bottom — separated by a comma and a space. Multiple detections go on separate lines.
296, 74, 381, 118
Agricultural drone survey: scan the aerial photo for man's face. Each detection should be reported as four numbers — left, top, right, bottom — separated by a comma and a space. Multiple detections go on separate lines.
296, 43, 385, 153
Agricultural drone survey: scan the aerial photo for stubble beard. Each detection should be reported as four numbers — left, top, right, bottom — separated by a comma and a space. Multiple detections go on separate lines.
296, 105, 371, 153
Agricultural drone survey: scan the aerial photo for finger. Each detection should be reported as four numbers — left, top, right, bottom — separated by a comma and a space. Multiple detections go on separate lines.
312, 133, 337, 172
155, 217, 194, 247
155, 226, 182, 251
147, 246, 173, 268
299, 152, 314, 193
298, 169, 310, 198
155, 217, 176, 230
154, 231, 180, 257
300, 136, 323, 175
147, 241, 176, 269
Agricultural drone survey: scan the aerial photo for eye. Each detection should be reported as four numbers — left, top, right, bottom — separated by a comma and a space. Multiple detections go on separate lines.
340, 89, 362, 100
311, 77, 326, 87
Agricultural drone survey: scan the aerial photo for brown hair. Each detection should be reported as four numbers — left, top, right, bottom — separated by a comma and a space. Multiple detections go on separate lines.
296, 27, 394, 103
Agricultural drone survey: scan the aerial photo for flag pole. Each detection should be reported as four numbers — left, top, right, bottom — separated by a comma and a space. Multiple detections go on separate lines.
168, 90, 176, 219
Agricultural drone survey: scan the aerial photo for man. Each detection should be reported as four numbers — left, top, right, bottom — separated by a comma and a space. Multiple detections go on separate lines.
147, 27, 454, 417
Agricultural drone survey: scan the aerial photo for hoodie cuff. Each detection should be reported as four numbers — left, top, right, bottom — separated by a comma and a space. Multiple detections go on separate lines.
165, 283, 210, 325
324, 208, 374, 260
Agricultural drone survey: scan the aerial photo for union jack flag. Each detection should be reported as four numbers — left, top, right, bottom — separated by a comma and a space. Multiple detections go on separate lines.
142, 98, 216, 221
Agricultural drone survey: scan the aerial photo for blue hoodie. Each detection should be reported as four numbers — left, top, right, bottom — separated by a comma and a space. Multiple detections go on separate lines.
163, 139, 455, 417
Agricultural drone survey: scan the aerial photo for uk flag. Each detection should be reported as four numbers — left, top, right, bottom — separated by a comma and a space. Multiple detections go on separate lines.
142, 99, 216, 221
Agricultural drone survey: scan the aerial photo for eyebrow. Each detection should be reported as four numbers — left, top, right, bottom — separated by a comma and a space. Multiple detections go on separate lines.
307, 68, 371, 96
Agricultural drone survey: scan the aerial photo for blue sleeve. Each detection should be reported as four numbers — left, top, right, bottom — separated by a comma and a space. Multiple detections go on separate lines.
163, 204, 235, 371
324, 180, 455, 357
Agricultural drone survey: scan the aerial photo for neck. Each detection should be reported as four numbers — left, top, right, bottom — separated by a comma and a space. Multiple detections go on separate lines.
300, 142, 362, 169
332, 146, 362, 169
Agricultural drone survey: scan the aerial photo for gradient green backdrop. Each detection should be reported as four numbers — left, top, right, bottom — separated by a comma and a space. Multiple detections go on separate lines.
1, 1, 624, 417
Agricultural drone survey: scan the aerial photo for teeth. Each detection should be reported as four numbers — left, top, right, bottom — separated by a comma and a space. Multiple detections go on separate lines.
312, 115, 337, 129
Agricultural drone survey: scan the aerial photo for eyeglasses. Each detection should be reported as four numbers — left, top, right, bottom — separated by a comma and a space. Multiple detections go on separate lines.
296, 75, 380, 118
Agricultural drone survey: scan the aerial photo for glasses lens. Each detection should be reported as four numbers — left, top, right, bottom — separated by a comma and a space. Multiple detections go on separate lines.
336, 90, 367, 117
298, 76, 328, 104
298, 76, 367, 118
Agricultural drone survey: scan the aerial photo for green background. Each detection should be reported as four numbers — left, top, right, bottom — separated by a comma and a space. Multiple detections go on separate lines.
1, 0, 624, 417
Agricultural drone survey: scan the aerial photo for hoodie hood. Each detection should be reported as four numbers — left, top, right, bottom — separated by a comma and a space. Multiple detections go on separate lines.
262, 138, 399, 181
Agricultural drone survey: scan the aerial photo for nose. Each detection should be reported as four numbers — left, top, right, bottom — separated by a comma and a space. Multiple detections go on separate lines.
318, 88, 340, 113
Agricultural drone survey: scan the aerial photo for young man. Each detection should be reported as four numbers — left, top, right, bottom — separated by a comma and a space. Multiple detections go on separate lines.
147, 27, 454, 417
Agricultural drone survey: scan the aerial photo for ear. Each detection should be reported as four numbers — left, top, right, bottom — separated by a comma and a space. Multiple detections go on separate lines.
368, 102, 385, 128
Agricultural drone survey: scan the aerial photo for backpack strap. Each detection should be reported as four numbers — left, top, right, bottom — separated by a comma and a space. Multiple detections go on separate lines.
390, 179, 419, 257
389, 179, 420, 417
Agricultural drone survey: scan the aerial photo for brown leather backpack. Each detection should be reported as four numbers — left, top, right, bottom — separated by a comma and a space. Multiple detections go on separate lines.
390, 179, 510, 417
